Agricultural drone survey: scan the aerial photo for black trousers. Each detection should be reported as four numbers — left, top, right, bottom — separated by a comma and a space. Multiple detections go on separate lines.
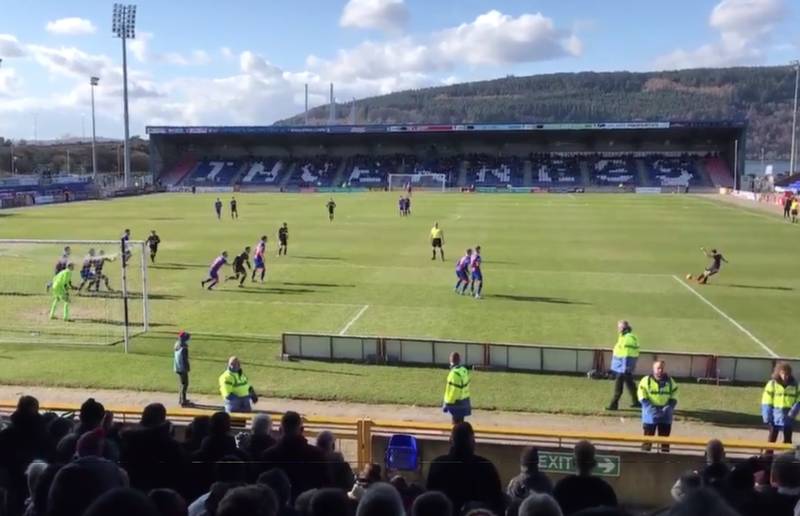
768, 424, 793, 444
642, 423, 671, 452
178, 372, 189, 404
609, 372, 637, 406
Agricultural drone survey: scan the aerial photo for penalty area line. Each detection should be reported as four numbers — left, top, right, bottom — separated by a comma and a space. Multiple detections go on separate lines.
338, 305, 370, 336
671, 275, 778, 358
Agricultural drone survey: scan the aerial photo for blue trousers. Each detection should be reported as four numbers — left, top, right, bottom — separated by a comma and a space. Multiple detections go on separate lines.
224, 396, 252, 413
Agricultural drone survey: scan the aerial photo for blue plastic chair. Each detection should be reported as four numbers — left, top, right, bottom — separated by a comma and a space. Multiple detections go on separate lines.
385, 434, 419, 471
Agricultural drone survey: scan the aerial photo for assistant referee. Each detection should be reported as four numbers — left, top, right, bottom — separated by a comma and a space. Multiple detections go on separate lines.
430, 222, 445, 261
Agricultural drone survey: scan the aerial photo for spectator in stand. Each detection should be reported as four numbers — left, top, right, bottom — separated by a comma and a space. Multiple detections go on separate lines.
260, 411, 331, 502
216, 485, 278, 516
23, 461, 48, 515
174, 331, 191, 407
74, 428, 129, 491
256, 469, 293, 516
638, 360, 678, 452
149, 489, 189, 516
670, 471, 703, 502
219, 357, 258, 413
238, 414, 276, 459
426, 422, 505, 514
721, 459, 766, 516
762, 452, 800, 516
355, 483, 405, 516
25, 463, 61, 516
316, 431, 354, 491
193, 412, 246, 462
701, 439, 730, 490
605, 320, 641, 411
120, 403, 187, 493
669, 488, 740, 516
187, 459, 248, 516
761, 362, 800, 444
507, 446, 553, 501
348, 463, 383, 502
309, 488, 349, 516
0, 396, 53, 515
83, 488, 159, 516
519, 493, 563, 516
553, 441, 617, 515
47, 459, 115, 516
411, 491, 453, 516
184, 416, 211, 455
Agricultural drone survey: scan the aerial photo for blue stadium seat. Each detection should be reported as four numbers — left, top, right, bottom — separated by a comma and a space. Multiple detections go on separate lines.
384, 434, 419, 471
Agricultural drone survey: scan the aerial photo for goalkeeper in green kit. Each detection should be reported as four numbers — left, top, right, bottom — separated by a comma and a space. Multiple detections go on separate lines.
49, 262, 75, 321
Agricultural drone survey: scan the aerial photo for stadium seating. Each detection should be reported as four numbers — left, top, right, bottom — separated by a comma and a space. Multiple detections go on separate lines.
590, 156, 637, 185
345, 155, 400, 187
464, 155, 523, 187
159, 157, 197, 186
644, 155, 698, 187
182, 160, 242, 185
531, 155, 580, 185
239, 158, 286, 186
285, 157, 340, 187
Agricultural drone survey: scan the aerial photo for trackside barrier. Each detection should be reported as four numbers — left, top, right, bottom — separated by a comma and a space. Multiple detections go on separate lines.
282, 332, 799, 384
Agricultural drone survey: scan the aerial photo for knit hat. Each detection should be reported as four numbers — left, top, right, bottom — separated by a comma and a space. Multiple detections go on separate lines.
76, 428, 105, 457
178, 331, 191, 343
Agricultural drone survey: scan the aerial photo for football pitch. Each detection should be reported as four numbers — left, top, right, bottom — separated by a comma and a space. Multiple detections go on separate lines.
0, 192, 798, 420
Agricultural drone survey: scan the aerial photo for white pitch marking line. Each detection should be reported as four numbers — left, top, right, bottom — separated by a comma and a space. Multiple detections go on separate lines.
671, 275, 778, 358
339, 304, 370, 336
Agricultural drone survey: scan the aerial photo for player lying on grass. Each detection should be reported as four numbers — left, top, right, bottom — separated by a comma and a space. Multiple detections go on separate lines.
201, 251, 228, 290
695, 247, 727, 285
49, 263, 75, 321
226, 246, 251, 287
89, 250, 116, 292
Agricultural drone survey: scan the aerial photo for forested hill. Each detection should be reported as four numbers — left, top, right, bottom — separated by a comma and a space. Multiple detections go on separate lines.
277, 67, 796, 159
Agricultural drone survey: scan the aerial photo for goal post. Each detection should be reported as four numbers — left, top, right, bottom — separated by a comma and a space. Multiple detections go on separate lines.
0, 239, 149, 352
388, 173, 447, 192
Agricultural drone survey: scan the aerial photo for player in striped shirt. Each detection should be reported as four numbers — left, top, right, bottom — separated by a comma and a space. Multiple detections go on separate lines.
454, 249, 472, 295
46, 246, 71, 291
201, 252, 228, 290
76, 249, 97, 292
470, 246, 483, 299
251, 236, 267, 283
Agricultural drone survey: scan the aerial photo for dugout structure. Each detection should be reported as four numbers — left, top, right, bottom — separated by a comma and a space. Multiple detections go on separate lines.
147, 121, 747, 191
0, 239, 149, 351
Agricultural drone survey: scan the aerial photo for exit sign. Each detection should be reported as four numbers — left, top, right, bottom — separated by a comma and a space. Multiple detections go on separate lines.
539, 451, 621, 477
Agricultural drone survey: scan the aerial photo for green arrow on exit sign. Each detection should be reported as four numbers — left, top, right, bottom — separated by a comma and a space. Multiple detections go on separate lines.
538, 451, 620, 477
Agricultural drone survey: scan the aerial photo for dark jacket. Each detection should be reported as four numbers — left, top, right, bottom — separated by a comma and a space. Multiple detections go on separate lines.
0, 411, 53, 516
260, 435, 332, 501
326, 450, 355, 491
120, 422, 187, 493
507, 470, 553, 499
553, 474, 618, 515
426, 447, 505, 514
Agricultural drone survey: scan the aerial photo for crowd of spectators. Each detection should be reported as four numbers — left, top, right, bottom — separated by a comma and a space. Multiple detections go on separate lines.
0, 394, 799, 516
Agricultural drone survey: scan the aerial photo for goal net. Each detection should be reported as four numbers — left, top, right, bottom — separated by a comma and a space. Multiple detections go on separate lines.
388, 173, 447, 192
0, 239, 149, 351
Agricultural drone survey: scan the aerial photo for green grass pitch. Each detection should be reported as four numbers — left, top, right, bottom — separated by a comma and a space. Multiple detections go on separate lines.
0, 192, 797, 421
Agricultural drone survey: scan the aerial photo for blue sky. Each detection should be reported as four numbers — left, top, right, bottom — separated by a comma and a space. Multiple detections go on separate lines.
0, 0, 797, 140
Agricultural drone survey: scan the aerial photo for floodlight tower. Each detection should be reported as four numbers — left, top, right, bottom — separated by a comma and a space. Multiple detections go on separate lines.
90, 76, 100, 178
791, 61, 800, 174
112, 3, 136, 187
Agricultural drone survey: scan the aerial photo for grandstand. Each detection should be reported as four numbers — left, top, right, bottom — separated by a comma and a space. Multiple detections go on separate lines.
147, 121, 743, 191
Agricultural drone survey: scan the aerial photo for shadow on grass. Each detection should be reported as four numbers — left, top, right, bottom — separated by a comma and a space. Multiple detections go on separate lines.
80, 291, 183, 301
678, 409, 764, 429
487, 260, 518, 265
148, 353, 364, 377
145, 331, 278, 345
151, 263, 208, 270
292, 255, 342, 261
72, 318, 171, 328
282, 282, 355, 288
727, 284, 794, 292
489, 294, 590, 305
234, 287, 316, 295
0, 292, 44, 297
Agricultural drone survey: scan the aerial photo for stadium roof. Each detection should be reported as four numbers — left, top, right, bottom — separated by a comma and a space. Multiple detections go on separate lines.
147, 120, 746, 136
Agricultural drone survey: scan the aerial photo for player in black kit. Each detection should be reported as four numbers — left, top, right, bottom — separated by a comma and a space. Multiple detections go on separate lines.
326, 199, 336, 222
145, 230, 161, 264
230, 197, 238, 219
696, 247, 728, 285
278, 223, 288, 256
226, 246, 251, 287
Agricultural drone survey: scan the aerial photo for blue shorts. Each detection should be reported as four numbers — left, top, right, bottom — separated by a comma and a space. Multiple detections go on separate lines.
456, 270, 468, 281
471, 270, 483, 281
80, 270, 95, 281
254, 257, 265, 269
208, 270, 219, 281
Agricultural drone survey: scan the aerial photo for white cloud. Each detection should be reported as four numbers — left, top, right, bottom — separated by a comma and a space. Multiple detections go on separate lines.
0, 34, 26, 57
130, 32, 211, 66
45, 17, 97, 36
656, 0, 786, 69
340, 0, 408, 32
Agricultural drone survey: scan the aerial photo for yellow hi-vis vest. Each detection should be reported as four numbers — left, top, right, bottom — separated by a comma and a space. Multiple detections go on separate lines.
762, 379, 799, 409
637, 375, 678, 407
219, 369, 250, 398
444, 366, 470, 404
613, 332, 640, 358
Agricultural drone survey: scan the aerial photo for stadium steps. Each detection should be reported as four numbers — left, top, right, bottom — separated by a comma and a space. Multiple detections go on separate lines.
578, 160, 591, 185
332, 159, 349, 188
635, 159, 652, 187
278, 162, 297, 189
457, 160, 469, 187
522, 160, 533, 187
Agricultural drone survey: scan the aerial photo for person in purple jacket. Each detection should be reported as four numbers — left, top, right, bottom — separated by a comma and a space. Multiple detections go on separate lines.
454, 249, 473, 295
